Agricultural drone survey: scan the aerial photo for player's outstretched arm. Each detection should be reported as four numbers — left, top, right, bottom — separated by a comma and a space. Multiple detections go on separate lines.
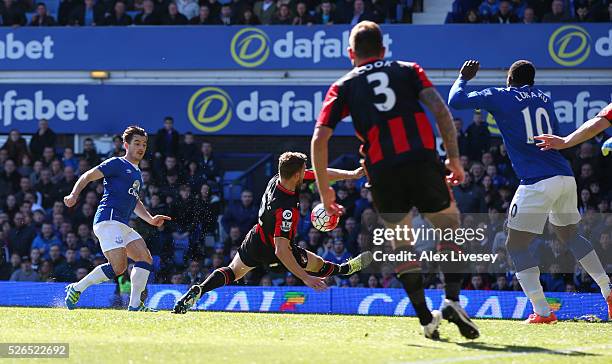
327, 167, 365, 182
534, 116, 610, 151
447, 60, 489, 110
311, 126, 343, 215
274, 237, 326, 291
63, 168, 104, 208
419, 87, 464, 185
135, 200, 171, 227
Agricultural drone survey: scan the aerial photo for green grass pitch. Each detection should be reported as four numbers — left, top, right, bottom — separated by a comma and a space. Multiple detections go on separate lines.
1, 307, 611, 364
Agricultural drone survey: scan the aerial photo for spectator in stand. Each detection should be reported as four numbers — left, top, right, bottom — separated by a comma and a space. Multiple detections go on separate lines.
68, 0, 105, 26
238, 7, 260, 24
315, 0, 337, 24
135, 0, 161, 25
193, 184, 220, 237
349, 0, 373, 27
200, 141, 221, 184
491, 275, 510, 290
574, 4, 590, 22
594, 0, 612, 22
154, 117, 180, 160
272, 4, 292, 24
453, 173, 487, 213
323, 239, 351, 265
490, 1, 518, 23
177, 0, 198, 19
106, 135, 124, 159
9, 256, 39, 282
207, 0, 221, 18
54, 249, 78, 282
510, 0, 527, 18
367, 274, 380, 288
221, 189, 258, 235
30, 223, 61, 259
464, 9, 482, 23
9, 212, 37, 258
58, 0, 82, 25
190, 5, 217, 24
183, 260, 204, 286
522, 6, 536, 22
542, 0, 569, 22
105, 1, 133, 25
163, 1, 189, 24
178, 132, 199, 165
218, 4, 235, 24
62, 148, 79, 171
29, 2, 56, 26
293, 2, 313, 24
81, 138, 101, 167
2, 130, 28, 165
253, 0, 276, 24
0, 254, 21, 280
465, 111, 490, 161
0, 0, 26, 26
479, 0, 499, 19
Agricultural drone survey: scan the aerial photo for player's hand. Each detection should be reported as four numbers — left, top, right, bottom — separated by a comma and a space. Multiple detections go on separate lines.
602, 137, 612, 156
303, 275, 327, 291
445, 158, 465, 186
533, 134, 568, 151
63, 194, 78, 208
352, 167, 365, 179
150, 215, 171, 227
460, 60, 480, 81
321, 186, 344, 216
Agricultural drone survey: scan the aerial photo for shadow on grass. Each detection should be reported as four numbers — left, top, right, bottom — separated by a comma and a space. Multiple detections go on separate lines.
456, 342, 600, 357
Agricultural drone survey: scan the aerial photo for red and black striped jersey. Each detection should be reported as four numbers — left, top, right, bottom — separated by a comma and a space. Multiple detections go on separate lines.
598, 103, 612, 124
255, 170, 316, 247
316, 59, 437, 179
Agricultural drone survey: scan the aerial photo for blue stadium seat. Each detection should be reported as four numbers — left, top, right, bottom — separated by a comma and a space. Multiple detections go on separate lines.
127, 11, 139, 19
25, 12, 35, 24
223, 171, 245, 202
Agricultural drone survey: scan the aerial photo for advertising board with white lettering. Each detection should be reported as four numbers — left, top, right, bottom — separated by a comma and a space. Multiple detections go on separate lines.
0, 84, 609, 137
0, 24, 610, 70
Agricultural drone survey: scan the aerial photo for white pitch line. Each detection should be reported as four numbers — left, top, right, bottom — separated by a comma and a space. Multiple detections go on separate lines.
397, 344, 612, 364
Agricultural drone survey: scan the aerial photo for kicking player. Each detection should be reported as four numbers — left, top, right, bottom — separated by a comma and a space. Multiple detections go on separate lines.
311, 21, 480, 340
448, 60, 612, 323
534, 102, 612, 154
172, 152, 372, 314
64, 126, 171, 311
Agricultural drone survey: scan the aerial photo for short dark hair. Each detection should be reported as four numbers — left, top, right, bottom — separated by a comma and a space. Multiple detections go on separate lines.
349, 21, 383, 60
164, 116, 174, 123
122, 125, 147, 144
278, 152, 307, 179
508, 60, 535, 87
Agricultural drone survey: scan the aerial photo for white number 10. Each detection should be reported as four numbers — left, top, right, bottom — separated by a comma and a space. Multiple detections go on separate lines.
521, 107, 552, 144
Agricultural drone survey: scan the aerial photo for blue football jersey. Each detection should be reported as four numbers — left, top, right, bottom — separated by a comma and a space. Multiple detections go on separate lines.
448, 79, 573, 184
93, 157, 143, 225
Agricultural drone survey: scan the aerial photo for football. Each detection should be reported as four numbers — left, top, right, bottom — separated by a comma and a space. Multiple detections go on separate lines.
310, 202, 340, 232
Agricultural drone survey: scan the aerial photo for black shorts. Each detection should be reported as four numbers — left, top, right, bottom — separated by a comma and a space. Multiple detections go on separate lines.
237, 226, 309, 269
368, 160, 451, 216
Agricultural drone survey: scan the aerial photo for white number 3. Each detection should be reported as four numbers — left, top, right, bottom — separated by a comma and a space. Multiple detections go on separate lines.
367, 72, 396, 112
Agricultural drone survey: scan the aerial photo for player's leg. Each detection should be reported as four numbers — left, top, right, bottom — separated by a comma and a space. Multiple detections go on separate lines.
65, 222, 129, 309
550, 177, 611, 317
172, 252, 254, 314
304, 249, 373, 277
125, 238, 156, 311
423, 202, 479, 339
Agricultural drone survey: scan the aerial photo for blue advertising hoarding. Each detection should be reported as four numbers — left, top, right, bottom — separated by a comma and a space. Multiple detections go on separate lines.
0, 24, 609, 70
0, 282, 607, 320
0, 84, 609, 136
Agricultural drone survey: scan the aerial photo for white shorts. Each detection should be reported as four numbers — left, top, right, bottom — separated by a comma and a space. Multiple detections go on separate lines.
507, 176, 581, 234
93, 220, 143, 253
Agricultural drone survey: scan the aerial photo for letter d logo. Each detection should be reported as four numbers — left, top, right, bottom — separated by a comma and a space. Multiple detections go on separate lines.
230, 28, 270, 68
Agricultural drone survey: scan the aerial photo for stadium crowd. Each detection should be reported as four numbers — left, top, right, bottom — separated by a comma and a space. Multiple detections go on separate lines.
0, 0, 415, 26
0, 113, 611, 296
448, 0, 612, 23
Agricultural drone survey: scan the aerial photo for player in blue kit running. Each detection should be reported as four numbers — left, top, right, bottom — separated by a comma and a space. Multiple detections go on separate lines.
63, 126, 171, 311
448, 60, 611, 323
